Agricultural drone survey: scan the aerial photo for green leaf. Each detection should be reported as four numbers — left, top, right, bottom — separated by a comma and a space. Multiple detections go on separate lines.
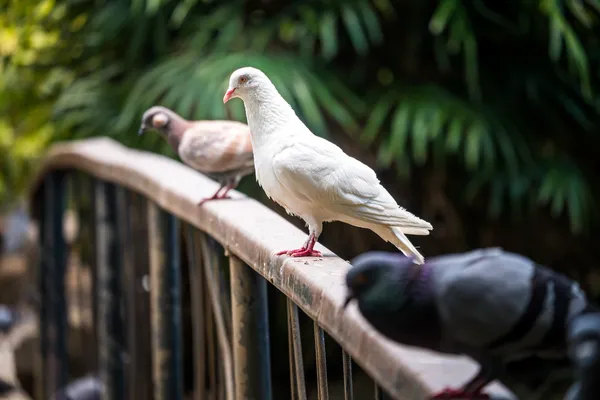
445, 118, 463, 153
362, 95, 394, 144
341, 5, 368, 55
388, 106, 411, 159
358, 2, 383, 44
319, 12, 339, 59
465, 124, 482, 170
429, 0, 458, 35
412, 108, 430, 165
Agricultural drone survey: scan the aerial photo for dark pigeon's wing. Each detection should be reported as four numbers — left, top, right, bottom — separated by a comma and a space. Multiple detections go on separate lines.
432, 248, 587, 359
431, 249, 537, 350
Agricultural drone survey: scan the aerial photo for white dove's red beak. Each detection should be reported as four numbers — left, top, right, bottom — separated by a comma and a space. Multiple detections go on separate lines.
223, 88, 236, 103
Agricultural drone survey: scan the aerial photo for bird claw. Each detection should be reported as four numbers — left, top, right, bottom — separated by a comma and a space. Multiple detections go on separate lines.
276, 248, 323, 257
198, 195, 231, 206
430, 388, 489, 399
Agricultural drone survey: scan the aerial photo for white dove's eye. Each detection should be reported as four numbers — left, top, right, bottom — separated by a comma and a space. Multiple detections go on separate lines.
239, 76, 248, 84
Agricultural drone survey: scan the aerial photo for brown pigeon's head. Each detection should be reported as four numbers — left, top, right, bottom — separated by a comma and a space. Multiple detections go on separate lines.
138, 106, 176, 136
224, 67, 271, 103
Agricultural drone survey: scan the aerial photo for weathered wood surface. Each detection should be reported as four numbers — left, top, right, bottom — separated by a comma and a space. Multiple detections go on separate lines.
30, 138, 515, 399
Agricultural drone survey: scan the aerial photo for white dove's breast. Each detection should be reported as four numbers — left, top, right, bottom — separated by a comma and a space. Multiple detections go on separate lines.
253, 143, 312, 217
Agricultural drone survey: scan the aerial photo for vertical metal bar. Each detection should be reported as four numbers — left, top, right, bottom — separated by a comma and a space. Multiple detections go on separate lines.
287, 299, 307, 400
121, 191, 135, 400
198, 234, 234, 400
37, 179, 48, 399
229, 256, 272, 400
186, 227, 206, 400
374, 383, 383, 400
95, 181, 125, 400
287, 308, 297, 400
148, 203, 184, 400
313, 323, 329, 400
41, 171, 69, 396
127, 193, 153, 400
342, 351, 353, 400
206, 290, 217, 400
88, 176, 99, 371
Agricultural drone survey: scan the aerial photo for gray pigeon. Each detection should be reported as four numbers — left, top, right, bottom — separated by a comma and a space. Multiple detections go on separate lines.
139, 106, 254, 205
343, 248, 596, 399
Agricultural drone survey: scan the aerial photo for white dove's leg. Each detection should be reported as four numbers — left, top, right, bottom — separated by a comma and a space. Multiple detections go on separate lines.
276, 219, 323, 257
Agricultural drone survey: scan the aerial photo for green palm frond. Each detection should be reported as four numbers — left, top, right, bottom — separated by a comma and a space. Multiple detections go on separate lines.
120, 53, 365, 138
363, 85, 529, 173
537, 160, 594, 234
429, 0, 481, 99
540, 0, 595, 100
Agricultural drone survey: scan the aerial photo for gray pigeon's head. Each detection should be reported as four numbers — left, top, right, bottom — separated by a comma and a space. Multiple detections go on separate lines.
224, 67, 272, 103
138, 106, 177, 137
343, 252, 418, 312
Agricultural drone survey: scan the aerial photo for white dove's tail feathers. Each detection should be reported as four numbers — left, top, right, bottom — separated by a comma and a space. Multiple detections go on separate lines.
374, 226, 425, 265
400, 227, 431, 236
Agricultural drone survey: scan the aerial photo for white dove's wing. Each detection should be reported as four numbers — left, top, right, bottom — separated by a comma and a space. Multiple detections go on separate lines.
271, 138, 432, 230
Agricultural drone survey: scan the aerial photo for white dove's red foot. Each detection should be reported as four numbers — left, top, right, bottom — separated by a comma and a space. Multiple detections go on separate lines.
429, 388, 489, 399
198, 184, 234, 206
276, 248, 323, 257
276, 233, 322, 257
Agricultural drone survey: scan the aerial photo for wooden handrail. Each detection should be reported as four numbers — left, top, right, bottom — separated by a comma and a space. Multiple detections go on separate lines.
30, 137, 515, 399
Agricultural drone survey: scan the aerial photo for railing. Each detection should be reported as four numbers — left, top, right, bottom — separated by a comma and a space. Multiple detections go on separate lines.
28, 137, 515, 400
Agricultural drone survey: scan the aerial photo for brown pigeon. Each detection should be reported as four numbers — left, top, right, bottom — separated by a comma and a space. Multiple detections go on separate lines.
139, 106, 254, 205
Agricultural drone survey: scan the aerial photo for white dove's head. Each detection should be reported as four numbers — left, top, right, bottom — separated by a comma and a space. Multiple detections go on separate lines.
223, 67, 272, 104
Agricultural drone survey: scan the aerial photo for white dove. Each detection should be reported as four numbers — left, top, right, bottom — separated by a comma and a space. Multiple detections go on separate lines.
223, 67, 433, 263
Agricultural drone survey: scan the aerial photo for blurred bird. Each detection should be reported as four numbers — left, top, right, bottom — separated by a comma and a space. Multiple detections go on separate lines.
139, 106, 254, 205
0, 305, 36, 400
52, 375, 103, 400
1, 205, 30, 255
224, 67, 432, 262
343, 248, 596, 399
0, 306, 20, 335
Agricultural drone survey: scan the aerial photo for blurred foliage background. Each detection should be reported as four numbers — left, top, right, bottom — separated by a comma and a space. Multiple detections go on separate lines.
2, 0, 600, 290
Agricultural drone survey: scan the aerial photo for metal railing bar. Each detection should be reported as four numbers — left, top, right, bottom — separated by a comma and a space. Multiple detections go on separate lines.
67, 174, 85, 374
342, 350, 353, 400
314, 322, 329, 400
95, 180, 125, 400
185, 226, 207, 400
87, 176, 99, 371
229, 256, 272, 400
374, 383, 383, 400
121, 191, 153, 399
218, 247, 233, 341
34, 178, 46, 400
51, 171, 69, 395
287, 305, 297, 400
287, 299, 307, 400
205, 282, 217, 400
148, 203, 184, 400
198, 233, 235, 400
